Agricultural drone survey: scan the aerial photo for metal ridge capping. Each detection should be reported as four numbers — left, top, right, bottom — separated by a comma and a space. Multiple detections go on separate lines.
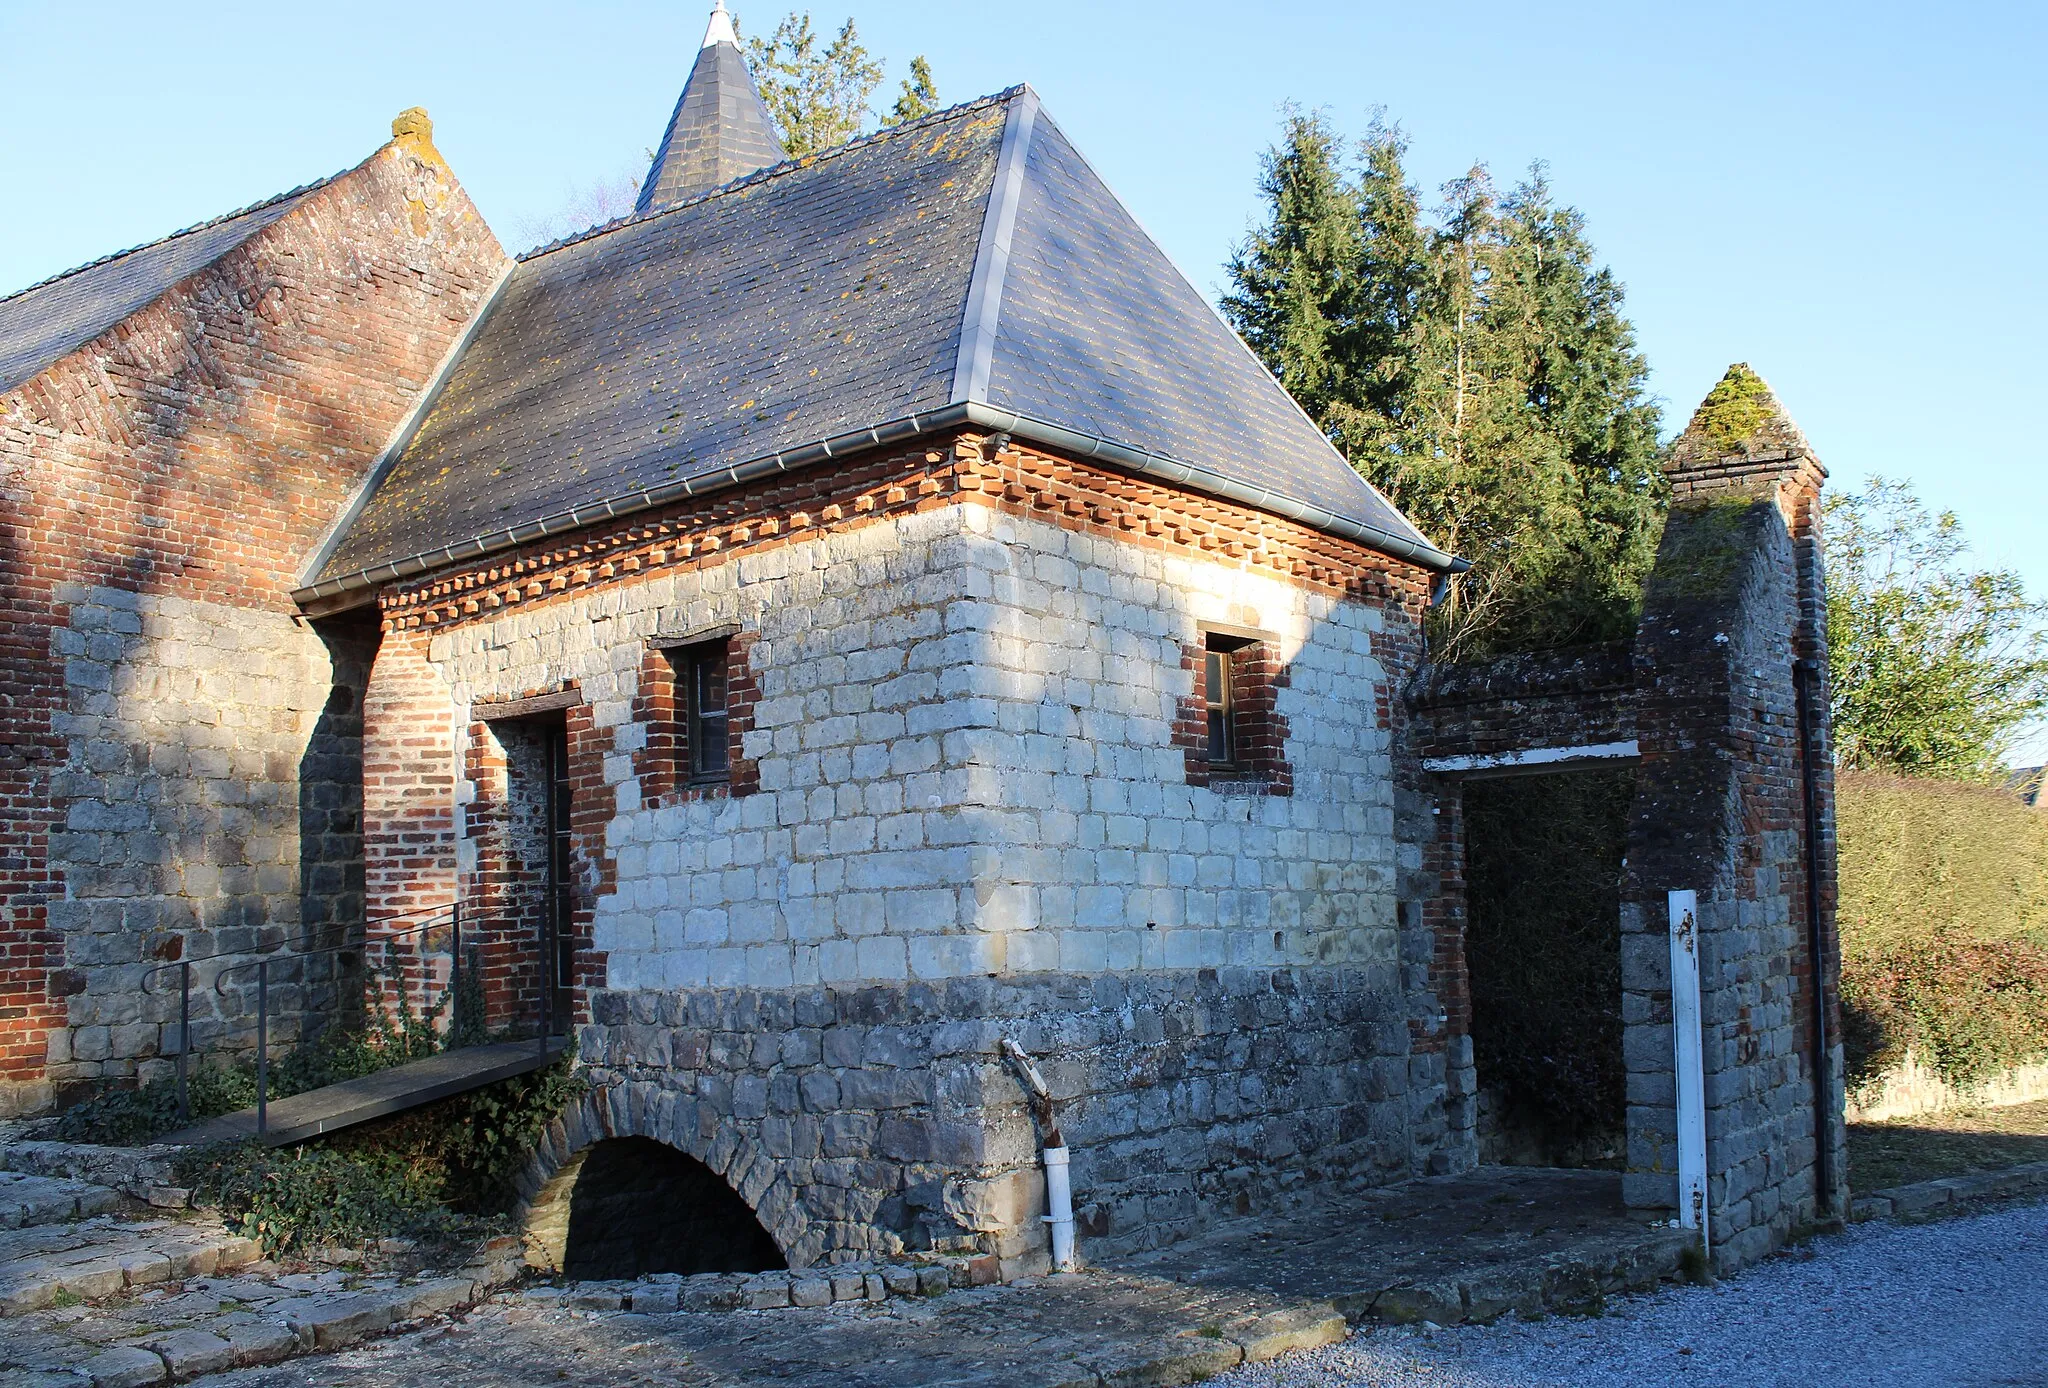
952, 87, 1041, 406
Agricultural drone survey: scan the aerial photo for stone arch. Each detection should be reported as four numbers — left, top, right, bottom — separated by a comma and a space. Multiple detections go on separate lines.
512, 1079, 824, 1272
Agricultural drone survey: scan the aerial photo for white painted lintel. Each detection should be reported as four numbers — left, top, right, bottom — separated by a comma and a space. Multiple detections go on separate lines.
1422, 739, 1640, 776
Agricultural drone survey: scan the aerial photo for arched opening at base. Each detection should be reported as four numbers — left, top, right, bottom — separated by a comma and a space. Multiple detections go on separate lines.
562, 1137, 786, 1279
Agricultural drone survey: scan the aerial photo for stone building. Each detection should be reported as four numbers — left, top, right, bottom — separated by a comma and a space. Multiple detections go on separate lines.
1, 8, 1842, 1278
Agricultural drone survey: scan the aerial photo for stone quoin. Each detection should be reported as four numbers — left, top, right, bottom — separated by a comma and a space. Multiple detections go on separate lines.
0, 6, 1841, 1279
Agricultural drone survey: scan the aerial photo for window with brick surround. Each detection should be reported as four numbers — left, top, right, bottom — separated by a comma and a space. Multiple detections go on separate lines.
1205, 636, 1250, 768
671, 637, 731, 783
637, 630, 760, 803
1173, 629, 1293, 795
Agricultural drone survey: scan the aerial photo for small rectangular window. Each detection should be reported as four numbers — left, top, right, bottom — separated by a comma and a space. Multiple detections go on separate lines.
1205, 647, 1235, 765
681, 640, 730, 781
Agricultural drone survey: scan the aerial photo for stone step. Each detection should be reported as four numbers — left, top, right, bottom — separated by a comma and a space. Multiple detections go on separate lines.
0, 1227, 523, 1388
0, 1170, 124, 1230
4, 1276, 490, 1387
0, 1216, 262, 1316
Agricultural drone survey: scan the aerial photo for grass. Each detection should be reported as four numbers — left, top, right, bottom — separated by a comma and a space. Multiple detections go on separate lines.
1847, 1097, 2048, 1191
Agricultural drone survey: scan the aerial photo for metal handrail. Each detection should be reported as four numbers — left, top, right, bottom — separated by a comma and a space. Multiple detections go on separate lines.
137, 898, 457, 986
151, 899, 563, 1134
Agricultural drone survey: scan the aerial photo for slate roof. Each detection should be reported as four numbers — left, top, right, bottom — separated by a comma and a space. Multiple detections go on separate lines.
310, 87, 1451, 592
636, 33, 787, 214
0, 181, 330, 395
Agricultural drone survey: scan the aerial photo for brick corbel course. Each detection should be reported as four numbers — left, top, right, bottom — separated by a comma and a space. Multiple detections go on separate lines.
376, 431, 1434, 635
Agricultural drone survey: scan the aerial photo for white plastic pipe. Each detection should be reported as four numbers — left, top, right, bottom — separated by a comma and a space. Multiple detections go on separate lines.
1042, 1143, 1076, 1271
1000, 1037, 1077, 1271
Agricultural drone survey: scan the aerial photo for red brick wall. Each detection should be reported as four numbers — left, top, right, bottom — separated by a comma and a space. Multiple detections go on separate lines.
361, 631, 462, 929
0, 132, 505, 1110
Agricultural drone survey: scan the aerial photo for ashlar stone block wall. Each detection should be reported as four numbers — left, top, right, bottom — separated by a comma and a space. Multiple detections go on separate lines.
362, 435, 1442, 1266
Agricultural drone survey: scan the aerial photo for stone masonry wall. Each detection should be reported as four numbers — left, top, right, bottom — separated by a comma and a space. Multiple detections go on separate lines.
0, 126, 505, 1112
360, 432, 1441, 1264
1621, 494, 1833, 1269
39, 591, 373, 1093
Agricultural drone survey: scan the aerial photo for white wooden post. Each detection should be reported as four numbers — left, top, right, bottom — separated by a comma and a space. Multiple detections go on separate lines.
1668, 889, 1709, 1249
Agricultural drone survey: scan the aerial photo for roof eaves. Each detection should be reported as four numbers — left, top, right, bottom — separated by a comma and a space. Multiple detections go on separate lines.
294, 391, 1460, 610
292, 401, 982, 606
960, 403, 1463, 574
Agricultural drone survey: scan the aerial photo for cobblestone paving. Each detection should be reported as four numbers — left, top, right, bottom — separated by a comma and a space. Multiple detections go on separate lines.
177, 1272, 1334, 1388
169, 1199, 2048, 1388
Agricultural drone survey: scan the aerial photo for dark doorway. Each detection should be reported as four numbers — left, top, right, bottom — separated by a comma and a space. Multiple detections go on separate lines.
541, 724, 574, 1028
562, 1138, 786, 1279
486, 713, 576, 1033
1462, 767, 1634, 1169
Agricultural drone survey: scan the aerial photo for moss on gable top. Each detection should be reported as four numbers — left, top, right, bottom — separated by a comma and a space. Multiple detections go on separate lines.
1692, 364, 1774, 451
1672, 362, 1817, 469
1645, 496, 1770, 603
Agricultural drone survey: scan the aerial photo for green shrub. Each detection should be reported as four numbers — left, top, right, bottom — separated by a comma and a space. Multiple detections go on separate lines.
326, 1051, 587, 1212
1837, 771, 2048, 1090
178, 1143, 476, 1256
174, 1052, 582, 1257
1841, 932, 2048, 1090
1838, 770, 2048, 952
41, 1060, 255, 1145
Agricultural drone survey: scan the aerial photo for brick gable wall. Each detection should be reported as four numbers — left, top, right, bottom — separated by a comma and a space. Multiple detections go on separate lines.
0, 134, 505, 1113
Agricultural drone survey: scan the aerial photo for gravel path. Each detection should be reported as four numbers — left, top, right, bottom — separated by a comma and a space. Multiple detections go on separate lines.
1210, 1198, 2048, 1388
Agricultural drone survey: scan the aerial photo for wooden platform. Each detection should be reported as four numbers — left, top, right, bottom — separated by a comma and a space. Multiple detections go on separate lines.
161, 1037, 571, 1147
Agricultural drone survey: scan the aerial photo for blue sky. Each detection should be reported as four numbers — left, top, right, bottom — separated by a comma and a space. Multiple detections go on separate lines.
3, 1, 2042, 757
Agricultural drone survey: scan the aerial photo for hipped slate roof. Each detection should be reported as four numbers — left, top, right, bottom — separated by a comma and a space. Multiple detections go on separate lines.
309, 88, 1451, 594
0, 181, 329, 395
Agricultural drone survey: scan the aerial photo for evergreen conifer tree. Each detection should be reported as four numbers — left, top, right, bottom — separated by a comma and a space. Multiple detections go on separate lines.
742, 12, 939, 154
1226, 118, 1665, 658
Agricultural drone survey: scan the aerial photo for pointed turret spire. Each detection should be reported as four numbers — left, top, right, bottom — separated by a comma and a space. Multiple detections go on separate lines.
1670, 363, 1816, 470
702, 0, 737, 47
635, 2, 788, 215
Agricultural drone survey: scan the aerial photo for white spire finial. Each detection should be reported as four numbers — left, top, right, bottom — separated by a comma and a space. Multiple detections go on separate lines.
702, 0, 737, 48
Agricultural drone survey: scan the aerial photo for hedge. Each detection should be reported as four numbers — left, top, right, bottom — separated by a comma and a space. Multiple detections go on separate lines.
1838, 770, 2048, 1089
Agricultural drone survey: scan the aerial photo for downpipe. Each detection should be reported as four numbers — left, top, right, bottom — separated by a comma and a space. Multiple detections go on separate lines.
1000, 1038, 1075, 1271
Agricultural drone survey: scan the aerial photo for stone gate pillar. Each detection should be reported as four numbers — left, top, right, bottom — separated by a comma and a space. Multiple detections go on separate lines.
1621, 364, 1847, 1269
